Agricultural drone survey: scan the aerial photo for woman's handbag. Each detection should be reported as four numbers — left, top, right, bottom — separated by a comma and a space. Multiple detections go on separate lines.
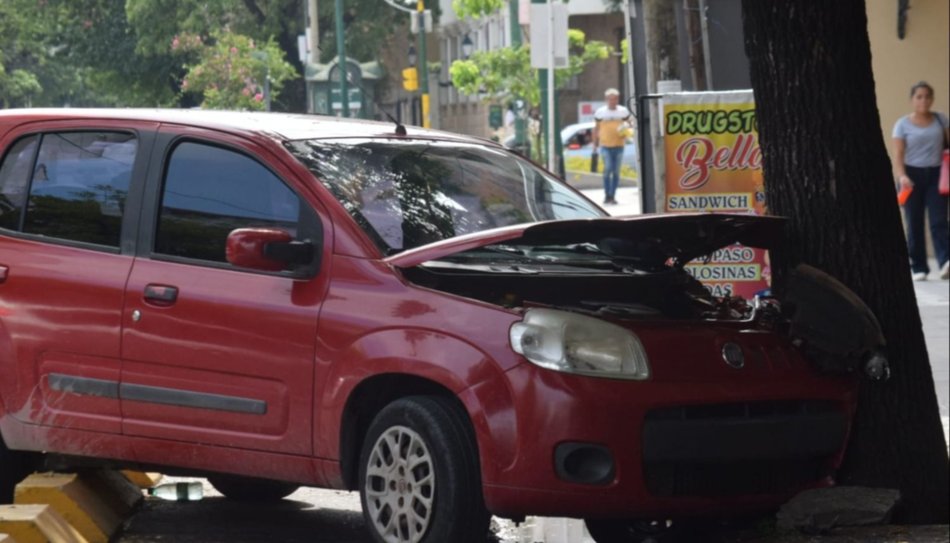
941, 114, 950, 196
940, 149, 949, 196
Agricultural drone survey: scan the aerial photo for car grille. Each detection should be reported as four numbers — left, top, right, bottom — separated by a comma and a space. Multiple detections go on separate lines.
642, 400, 842, 498
643, 457, 829, 497
645, 400, 839, 421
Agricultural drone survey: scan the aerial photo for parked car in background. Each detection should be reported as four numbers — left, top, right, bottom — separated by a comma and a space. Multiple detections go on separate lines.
506, 121, 638, 184
0, 109, 884, 543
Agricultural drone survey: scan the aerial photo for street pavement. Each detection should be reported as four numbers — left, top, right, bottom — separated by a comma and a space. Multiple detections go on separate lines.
116, 191, 949, 542
914, 263, 950, 446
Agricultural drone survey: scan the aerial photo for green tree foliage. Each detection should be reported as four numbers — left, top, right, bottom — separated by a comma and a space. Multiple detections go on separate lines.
451, 0, 505, 20
0, 67, 43, 109
53, 0, 183, 106
179, 31, 296, 110
0, 0, 58, 107
1, 0, 411, 110
449, 29, 611, 107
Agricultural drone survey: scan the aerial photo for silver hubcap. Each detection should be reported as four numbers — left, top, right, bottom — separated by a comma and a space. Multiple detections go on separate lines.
365, 425, 435, 543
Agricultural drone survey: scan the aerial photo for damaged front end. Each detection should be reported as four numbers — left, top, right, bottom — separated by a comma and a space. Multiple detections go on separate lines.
393, 214, 887, 381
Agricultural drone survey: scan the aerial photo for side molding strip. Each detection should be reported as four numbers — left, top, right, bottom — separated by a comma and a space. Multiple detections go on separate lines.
49, 374, 119, 399
120, 383, 267, 415
47, 373, 267, 415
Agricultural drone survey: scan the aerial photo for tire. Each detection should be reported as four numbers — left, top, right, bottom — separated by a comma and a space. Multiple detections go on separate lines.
358, 396, 489, 543
207, 475, 299, 502
0, 434, 37, 504
584, 518, 693, 543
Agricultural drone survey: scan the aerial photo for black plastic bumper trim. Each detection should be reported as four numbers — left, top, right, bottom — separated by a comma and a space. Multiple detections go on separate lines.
642, 411, 849, 462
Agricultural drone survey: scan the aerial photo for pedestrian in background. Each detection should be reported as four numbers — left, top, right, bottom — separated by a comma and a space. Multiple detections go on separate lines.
592, 88, 632, 205
892, 81, 950, 280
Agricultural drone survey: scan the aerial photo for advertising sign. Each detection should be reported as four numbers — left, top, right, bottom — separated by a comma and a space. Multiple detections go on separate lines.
663, 90, 769, 299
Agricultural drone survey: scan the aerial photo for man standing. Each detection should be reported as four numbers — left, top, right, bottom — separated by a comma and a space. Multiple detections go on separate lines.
592, 88, 632, 204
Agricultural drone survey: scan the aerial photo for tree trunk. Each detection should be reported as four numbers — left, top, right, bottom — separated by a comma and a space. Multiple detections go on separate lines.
740, 0, 948, 524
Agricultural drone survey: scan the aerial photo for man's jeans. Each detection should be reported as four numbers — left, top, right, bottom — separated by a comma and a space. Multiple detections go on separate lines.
601, 146, 624, 201
904, 165, 949, 273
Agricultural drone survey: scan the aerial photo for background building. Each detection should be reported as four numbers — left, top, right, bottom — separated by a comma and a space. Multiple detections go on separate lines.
866, 0, 950, 163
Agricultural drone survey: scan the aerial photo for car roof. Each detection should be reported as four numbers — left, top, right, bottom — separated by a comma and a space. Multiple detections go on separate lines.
0, 108, 494, 144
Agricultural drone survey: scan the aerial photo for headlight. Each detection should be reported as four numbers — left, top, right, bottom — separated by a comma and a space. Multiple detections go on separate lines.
509, 308, 650, 380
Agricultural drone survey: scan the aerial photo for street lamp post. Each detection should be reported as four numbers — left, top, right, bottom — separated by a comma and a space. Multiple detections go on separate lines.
417, 0, 430, 128
461, 34, 474, 59
509, 0, 528, 157
407, 45, 419, 125
334, 0, 350, 117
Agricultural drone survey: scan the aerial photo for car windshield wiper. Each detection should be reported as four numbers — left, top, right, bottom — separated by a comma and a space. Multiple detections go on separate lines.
524, 243, 668, 272
443, 245, 539, 262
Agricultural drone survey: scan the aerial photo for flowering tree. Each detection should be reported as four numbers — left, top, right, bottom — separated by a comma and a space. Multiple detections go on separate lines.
177, 31, 296, 110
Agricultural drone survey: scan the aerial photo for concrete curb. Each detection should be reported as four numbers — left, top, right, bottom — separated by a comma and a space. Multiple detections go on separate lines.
0, 503, 86, 543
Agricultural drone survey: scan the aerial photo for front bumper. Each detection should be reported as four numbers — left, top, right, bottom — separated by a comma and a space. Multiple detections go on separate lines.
477, 362, 857, 519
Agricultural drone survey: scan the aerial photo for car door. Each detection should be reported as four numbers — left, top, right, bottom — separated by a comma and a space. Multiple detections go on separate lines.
120, 129, 326, 455
0, 122, 155, 437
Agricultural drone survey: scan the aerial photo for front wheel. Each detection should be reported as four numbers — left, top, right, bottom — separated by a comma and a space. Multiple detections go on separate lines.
358, 396, 489, 543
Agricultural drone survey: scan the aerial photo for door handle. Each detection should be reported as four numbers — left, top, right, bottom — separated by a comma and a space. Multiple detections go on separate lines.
143, 284, 178, 305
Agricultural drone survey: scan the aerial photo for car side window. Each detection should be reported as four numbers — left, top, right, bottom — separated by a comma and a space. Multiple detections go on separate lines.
0, 132, 136, 247
0, 135, 39, 231
155, 141, 303, 264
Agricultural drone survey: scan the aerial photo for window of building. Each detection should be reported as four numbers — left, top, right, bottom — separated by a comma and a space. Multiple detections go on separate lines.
155, 142, 305, 265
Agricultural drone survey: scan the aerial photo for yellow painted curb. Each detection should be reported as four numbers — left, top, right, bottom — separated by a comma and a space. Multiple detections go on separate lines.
119, 471, 163, 489
14, 473, 116, 543
0, 504, 87, 543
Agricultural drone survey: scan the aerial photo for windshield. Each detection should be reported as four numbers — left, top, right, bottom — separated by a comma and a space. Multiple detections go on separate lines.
286, 138, 604, 253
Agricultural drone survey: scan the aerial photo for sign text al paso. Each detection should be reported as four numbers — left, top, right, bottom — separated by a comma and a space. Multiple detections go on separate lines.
663, 91, 770, 299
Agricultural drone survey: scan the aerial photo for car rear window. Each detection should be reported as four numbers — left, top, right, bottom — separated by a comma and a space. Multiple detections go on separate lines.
0, 131, 136, 248
0, 135, 39, 231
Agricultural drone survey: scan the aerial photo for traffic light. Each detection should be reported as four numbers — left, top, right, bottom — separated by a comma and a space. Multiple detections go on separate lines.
402, 67, 419, 91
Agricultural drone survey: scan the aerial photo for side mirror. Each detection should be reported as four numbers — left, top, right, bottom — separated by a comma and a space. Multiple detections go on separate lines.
226, 228, 315, 274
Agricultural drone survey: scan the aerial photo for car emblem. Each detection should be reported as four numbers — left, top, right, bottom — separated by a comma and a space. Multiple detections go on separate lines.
722, 343, 745, 369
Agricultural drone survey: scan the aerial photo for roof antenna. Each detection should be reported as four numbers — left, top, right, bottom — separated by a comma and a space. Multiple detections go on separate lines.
379, 107, 408, 136
342, 70, 406, 135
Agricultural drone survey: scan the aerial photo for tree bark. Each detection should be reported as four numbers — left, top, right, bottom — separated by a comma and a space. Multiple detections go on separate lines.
740, 0, 948, 524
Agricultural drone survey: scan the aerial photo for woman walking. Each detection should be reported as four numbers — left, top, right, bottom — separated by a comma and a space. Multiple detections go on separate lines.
893, 81, 949, 280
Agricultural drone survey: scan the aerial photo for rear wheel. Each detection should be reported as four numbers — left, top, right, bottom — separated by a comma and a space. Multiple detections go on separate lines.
207, 476, 299, 502
358, 396, 489, 543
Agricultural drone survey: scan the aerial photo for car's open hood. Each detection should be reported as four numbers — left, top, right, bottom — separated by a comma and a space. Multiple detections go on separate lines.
385, 213, 785, 268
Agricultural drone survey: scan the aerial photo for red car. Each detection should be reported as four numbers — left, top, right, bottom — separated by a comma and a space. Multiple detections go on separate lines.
0, 110, 882, 543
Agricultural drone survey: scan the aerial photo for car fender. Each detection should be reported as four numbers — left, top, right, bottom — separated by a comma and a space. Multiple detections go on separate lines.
315, 327, 520, 482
